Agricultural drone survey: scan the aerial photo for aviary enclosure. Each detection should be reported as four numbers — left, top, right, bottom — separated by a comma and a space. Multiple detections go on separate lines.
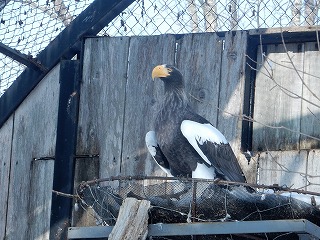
0, 0, 320, 239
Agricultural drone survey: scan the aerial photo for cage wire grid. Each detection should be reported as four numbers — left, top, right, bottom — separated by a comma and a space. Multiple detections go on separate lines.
75, 176, 320, 239
1, 0, 320, 96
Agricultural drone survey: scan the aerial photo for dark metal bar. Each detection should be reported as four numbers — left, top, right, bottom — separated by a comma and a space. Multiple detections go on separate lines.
241, 36, 259, 152
67, 219, 320, 239
0, 42, 47, 72
0, 0, 12, 12
0, 0, 135, 128
50, 60, 80, 240
249, 27, 320, 45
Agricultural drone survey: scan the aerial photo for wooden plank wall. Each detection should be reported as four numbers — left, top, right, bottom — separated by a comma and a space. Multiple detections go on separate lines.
76, 31, 253, 191
1, 31, 319, 235
253, 41, 320, 192
0, 66, 60, 239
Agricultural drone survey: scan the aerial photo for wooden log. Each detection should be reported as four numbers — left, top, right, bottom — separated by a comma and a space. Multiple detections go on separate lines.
108, 198, 150, 240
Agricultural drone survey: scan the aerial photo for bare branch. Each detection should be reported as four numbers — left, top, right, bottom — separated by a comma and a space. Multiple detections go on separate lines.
189, 92, 320, 142
246, 54, 320, 109
81, 175, 320, 197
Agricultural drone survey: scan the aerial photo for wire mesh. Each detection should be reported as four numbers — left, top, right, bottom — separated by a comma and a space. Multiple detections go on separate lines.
0, 0, 94, 96
101, 0, 320, 36
1, 0, 320, 96
76, 176, 320, 239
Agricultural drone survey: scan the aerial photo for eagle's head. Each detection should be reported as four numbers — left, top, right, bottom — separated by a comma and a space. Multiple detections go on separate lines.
152, 64, 184, 90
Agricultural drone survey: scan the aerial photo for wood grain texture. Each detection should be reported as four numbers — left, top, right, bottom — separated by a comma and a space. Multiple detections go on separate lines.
28, 160, 55, 240
306, 149, 320, 193
300, 42, 320, 149
253, 43, 304, 151
217, 32, 255, 182
72, 157, 99, 227
5, 65, 59, 240
108, 198, 150, 240
0, 116, 13, 240
176, 32, 222, 125
120, 35, 176, 177
77, 37, 130, 179
218, 31, 247, 149
258, 150, 307, 189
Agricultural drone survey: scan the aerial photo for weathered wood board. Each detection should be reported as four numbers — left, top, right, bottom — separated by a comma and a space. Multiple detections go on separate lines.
0, 116, 13, 240
300, 42, 320, 149
4, 65, 59, 240
176, 32, 222, 125
218, 31, 256, 183
77, 37, 130, 179
218, 31, 247, 150
72, 157, 99, 227
258, 149, 320, 193
253, 43, 304, 151
120, 35, 176, 177
305, 149, 320, 193
258, 150, 308, 189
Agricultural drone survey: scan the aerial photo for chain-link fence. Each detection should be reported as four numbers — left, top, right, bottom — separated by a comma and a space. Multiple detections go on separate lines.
1, 0, 320, 97
102, 0, 320, 36
0, 0, 94, 95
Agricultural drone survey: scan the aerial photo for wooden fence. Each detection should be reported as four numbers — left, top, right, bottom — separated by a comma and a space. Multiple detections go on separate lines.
0, 29, 320, 238
0, 65, 60, 239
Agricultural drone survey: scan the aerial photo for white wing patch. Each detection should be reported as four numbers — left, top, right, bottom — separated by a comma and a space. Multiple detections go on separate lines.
145, 131, 157, 157
192, 162, 216, 179
145, 131, 173, 177
180, 120, 228, 165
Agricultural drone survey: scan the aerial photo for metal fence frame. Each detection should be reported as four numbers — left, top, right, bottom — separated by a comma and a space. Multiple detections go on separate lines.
68, 219, 320, 239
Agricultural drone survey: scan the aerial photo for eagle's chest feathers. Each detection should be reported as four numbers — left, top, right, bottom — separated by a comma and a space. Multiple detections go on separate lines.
155, 95, 188, 148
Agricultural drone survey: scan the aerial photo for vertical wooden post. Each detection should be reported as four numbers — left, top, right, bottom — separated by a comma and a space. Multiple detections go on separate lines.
50, 60, 81, 239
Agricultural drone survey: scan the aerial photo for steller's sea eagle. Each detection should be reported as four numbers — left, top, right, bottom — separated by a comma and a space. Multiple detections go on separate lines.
145, 64, 246, 182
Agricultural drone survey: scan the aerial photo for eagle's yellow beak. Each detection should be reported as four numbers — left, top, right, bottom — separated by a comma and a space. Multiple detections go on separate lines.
152, 65, 171, 80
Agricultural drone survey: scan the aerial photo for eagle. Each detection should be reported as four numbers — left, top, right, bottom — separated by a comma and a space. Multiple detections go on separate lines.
145, 64, 246, 182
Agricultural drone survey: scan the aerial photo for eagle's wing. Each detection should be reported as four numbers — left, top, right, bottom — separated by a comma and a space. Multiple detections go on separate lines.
180, 120, 246, 182
145, 131, 173, 177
